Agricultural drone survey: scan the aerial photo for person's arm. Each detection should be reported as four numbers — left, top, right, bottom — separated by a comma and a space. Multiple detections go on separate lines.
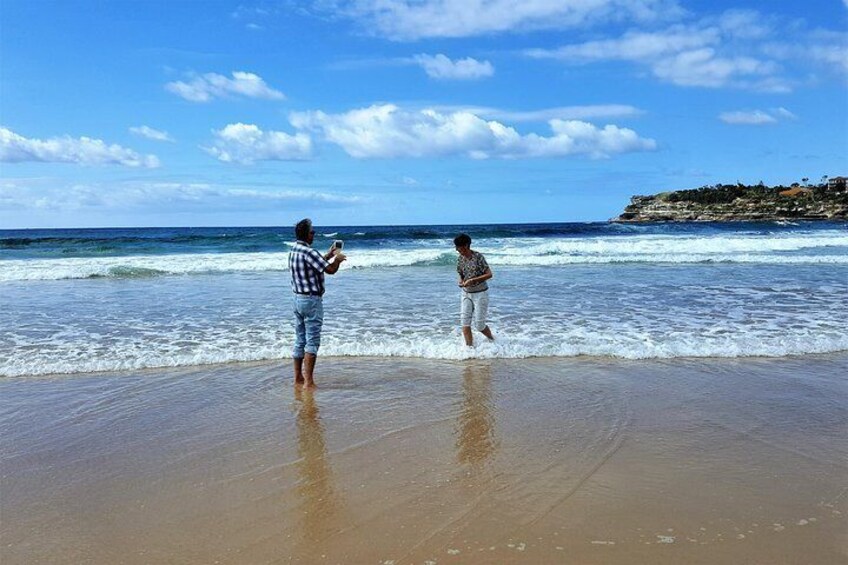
305, 247, 340, 275
324, 252, 346, 274
463, 268, 492, 287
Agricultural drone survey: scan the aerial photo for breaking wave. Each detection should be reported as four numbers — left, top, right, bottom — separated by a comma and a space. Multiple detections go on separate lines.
2, 231, 847, 281
3, 329, 847, 377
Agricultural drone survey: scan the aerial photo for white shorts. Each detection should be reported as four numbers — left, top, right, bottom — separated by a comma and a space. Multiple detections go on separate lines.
460, 290, 489, 331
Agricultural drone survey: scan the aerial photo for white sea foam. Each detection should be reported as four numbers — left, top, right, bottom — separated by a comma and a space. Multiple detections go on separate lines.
2, 230, 848, 281
4, 227, 846, 378
3, 325, 847, 378
495, 233, 848, 256
0, 252, 291, 281
3, 252, 846, 282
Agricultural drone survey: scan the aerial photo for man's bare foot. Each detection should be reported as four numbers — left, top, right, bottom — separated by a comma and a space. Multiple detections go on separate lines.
303, 380, 317, 389
293, 357, 305, 386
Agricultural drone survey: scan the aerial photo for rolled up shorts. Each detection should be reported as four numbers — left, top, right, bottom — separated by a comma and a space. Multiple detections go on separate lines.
460, 289, 489, 331
292, 294, 324, 357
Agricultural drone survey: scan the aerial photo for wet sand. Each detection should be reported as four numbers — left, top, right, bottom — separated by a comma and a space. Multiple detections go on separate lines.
2, 355, 847, 564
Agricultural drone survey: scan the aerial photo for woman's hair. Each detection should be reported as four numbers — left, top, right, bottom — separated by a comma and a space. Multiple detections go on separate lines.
453, 233, 471, 247
295, 218, 312, 241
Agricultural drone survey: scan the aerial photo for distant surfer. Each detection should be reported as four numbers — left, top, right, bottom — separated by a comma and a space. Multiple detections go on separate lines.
454, 233, 495, 347
289, 218, 346, 388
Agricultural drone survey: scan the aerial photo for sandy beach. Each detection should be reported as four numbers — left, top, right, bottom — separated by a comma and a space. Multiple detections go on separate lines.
2, 354, 846, 564
5, 0, 848, 561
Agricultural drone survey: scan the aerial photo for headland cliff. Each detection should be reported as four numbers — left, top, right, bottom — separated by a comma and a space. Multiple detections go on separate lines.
615, 180, 848, 222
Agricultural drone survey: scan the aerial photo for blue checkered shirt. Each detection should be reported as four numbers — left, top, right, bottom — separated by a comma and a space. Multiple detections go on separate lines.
289, 240, 330, 295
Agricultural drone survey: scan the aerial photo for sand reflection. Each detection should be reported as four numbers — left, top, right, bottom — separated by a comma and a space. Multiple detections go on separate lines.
293, 388, 340, 549
456, 363, 498, 469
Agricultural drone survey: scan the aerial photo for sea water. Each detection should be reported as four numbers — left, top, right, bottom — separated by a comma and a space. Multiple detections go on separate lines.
1, 222, 847, 377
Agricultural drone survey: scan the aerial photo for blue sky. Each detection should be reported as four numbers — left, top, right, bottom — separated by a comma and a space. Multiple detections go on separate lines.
1, 0, 846, 228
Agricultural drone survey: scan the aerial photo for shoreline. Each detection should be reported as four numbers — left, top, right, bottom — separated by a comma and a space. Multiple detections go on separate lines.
4, 349, 848, 380
3, 354, 846, 563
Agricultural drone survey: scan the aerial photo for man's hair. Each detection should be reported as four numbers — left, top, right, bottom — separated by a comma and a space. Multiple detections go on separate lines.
295, 218, 312, 241
453, 233, 471, 247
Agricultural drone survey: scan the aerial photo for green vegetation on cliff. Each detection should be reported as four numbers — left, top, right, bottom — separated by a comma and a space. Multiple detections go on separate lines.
617, 178, 848, 222
662, 181, 845, 205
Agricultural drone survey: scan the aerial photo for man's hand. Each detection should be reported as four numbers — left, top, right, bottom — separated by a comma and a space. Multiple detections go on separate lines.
325, 251, 346, 274
324, 246, 344, 261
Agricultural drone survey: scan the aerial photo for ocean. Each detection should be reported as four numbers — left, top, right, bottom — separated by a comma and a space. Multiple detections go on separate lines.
2, 222, 847, 377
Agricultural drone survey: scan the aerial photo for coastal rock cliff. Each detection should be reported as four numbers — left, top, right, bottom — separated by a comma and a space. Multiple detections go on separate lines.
615, 182, 848, 222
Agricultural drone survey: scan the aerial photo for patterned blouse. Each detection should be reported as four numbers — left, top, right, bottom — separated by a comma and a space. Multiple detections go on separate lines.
457, 251, 490, 293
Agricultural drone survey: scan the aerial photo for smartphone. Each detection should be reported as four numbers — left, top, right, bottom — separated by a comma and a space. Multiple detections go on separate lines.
333, 239, 344, 250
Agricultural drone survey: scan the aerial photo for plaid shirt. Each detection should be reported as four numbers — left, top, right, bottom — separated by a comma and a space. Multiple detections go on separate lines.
289, 240, 331, 295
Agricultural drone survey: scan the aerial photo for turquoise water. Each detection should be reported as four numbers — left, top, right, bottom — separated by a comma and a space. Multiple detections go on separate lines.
2, 222, 847, 376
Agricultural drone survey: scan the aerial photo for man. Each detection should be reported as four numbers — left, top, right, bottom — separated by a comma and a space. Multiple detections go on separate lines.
454, 233, 494, 347
289, 218, 346, 388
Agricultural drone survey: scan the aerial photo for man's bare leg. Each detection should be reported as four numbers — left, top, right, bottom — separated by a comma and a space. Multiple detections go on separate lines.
481, 326, 494, 341
303, 352, 318, 388
293, 357, 305, 386
462, 326, 473, 346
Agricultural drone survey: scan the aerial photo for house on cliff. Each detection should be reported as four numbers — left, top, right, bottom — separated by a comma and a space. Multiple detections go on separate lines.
827, 176, 846, 191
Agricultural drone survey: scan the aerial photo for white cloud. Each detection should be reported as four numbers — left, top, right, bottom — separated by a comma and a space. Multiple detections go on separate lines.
762, 28, 848, 81
412, 54, 494, 79
651, 48, 778, 88
0, 127, 160, 168
525, 17, 789, 91
165, 71, 285, 102
718, 110, 777, 125
129, 125, 174, 142
288, 104, 655, 159
807, 44, 848, 75
204, 123, 313, 163
321, 0, 683, 40
231, 5, 272, 19
717, 9, 772, 40
0, 180, 363, 212
446, 104, 645, 122
773, 107, 797, 120
719, 107, 797, 125
527, 27, 717, 61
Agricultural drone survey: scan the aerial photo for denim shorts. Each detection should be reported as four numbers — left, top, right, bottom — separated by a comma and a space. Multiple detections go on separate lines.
292, 295, 324, 357
460, 290, 489, 331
